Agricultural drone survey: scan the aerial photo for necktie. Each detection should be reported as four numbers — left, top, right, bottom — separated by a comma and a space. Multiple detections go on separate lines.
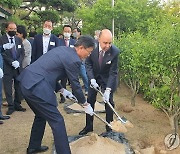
10, 37, 13, 43
99, 50, 104, 67
10, 38, 17, 60
65, 39, 68, 47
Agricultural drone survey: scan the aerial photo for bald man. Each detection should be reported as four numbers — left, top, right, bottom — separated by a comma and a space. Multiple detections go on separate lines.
79, 29, 120, 135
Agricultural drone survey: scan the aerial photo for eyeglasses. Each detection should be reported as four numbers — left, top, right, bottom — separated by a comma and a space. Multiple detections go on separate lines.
84, 47, 92, 56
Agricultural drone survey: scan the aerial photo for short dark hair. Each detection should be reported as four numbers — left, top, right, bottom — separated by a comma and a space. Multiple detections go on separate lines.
29, 31, 37, 37
17, 25, 27, 39
74, 27, 81, 35
63, 25, 72, 30
74, 35, 95, 49
45, 20, 52, 23
44, 20, 53, 26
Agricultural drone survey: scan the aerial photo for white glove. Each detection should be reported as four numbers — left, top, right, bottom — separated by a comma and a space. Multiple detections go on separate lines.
0, 68, 3, 78
3, 43, 15, 50
12, 61, 20, 69
83, 103, 94, 116
103, 88, 111, 102
90, 79, 100, 90
60, 88, 77, 101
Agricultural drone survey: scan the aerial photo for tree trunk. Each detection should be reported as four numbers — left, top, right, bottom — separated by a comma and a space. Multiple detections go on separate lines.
131, 90, 136, 107
168, 115, 179, 132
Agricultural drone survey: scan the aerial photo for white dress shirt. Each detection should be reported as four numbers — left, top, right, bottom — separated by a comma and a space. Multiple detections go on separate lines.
43, 34, 51, 54
7, 34, 15, 44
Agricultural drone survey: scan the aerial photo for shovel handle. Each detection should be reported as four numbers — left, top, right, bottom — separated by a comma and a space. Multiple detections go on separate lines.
93, 112, 112, 128
67, 97, 112, 129
96, 89, 127, 124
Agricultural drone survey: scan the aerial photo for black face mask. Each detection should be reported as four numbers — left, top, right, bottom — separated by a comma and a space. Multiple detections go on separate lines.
8, 31, 16, 37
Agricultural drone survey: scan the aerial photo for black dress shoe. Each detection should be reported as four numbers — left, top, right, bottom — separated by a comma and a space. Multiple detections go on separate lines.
106, 125, 112, 132
6, 109, 15, 115
59, 96, 65, 104
0, 121, 3, 124
79, 127, 93, 135
0, 115, 10, 120
15, 107, 26, 112
106, 130, 113, 134
27, 146, 49, 154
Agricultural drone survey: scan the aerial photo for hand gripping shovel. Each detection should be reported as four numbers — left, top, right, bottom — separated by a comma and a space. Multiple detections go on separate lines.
94, 87, 134, 128
67, 97, 127, 133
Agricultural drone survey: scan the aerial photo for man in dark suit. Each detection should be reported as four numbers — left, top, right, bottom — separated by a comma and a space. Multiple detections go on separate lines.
0, 22, 26, 115
59, 25, 76, 47
28, 31, 37, 47
17, 35, 95, 154
79, 29, 120, 135
31, 20, 60, 63
0, 46, 10, 123
59, 25, 76, 103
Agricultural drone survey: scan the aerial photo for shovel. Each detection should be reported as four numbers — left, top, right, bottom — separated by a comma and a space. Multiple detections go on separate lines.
67, 97, 127, 133
94, 87, 134, 128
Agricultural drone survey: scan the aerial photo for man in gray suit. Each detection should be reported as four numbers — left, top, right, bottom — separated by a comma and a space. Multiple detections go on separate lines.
0, 22, 26, 115
17, 35, 95, 154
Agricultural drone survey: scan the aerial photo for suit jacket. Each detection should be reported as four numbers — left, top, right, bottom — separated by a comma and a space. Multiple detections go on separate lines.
22, 39, 32, 68
31, 34, 60, 63
59, 38, 76, 47
18, 46, 86, 106
0, 34, 25, 74
0, 47, 3, 69
0, 49, 2, 109
85, 43, 120, 91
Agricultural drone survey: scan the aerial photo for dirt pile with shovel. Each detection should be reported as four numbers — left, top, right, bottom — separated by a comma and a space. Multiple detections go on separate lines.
70, 133, 126, 154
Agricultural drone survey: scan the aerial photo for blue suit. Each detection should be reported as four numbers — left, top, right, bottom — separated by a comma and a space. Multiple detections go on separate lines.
31, 34, 60, 63
85, 43, 120, 131
17, 46, 86, 154
59, 38, 76, 101
0, 46, 3, 116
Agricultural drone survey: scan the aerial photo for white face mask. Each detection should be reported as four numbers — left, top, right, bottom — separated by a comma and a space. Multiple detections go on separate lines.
73, 32, 77, 38
64, 32, 71, 39
43, 28, 51, 35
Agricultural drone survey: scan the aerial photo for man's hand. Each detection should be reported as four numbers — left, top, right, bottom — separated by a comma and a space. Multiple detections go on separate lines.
83, 102, 94, 116
3, 43, 15, 50
103, 88, 111, 102
60, 88, 77, 101
90, 79, 100, 90
0, 68, 4, 78
12, 61, 20, 69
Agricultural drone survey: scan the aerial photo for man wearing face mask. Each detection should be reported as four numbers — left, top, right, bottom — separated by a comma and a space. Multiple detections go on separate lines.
59, 25, 76, 103
59, 25, 76, 47
31, 20, 60, 63
72, 27, 81, 40
0, 21, 26, 115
